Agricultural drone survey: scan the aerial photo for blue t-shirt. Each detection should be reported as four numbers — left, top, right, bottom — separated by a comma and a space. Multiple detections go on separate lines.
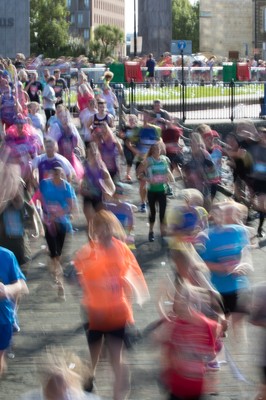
132, 125, 161, 157
104, 201, 134, 231
0, 247, 25, 325
40, 178, 76, 230
198, 224, 250, 294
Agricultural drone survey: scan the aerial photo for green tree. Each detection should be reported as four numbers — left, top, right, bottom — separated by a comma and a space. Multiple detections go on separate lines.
30, 0, 70, 57
172, 0, 199, 53
88, 24, 124, 62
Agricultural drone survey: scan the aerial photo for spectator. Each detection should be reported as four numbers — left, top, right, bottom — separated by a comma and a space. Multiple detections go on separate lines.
146, 53, 156, 84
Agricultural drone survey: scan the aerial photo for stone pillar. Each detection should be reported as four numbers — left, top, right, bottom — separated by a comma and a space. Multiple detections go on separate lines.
0, 0, 30, 58
138, 0, 172, 58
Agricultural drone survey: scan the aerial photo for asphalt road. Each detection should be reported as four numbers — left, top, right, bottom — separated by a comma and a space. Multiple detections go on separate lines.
1, 178, 266, 400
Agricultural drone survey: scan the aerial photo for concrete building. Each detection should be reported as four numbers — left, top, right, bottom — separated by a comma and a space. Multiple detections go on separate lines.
0, 0, 30, 58
254, 0, 266, 59
138, 0, 172, 58
199, 0, 253, 59
67, 0, 125, 43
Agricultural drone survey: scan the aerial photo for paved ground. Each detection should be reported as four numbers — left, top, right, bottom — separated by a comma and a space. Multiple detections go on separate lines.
1, 168, 266, 399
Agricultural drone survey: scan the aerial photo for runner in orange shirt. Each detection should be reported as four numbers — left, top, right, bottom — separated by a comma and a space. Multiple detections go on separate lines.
74, 210, 149, 400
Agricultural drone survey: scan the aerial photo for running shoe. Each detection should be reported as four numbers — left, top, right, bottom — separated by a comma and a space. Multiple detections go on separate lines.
148, 232, 155, 242
139, 203, 147, 213
207, 361, 220, 370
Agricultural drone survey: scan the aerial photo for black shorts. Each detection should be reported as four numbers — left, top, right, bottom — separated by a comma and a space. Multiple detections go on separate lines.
124, 146, 135, 167
87, 326, 126, 344
83, 196, 102, 211
252, 179, 266, 194
44, 108, 55, 122
221, 290, 250, 315
136, 161, 146, 180
261, 366, 266, 384
166, 153, 184, 167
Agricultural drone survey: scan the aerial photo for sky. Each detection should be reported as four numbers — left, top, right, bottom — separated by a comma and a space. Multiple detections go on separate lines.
125, 0, 197, 34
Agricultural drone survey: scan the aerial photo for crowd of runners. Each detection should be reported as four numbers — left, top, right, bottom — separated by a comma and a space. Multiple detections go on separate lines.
1, 54, 266, 400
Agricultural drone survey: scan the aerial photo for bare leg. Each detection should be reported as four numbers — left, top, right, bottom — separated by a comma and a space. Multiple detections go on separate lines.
139, 180, 147, 205
126, 165, 132, 180
231, 312, 247, 344
83, 203, 95, 229
0, 351, 7, 376
105, 335, 130, 400
89, 337, 104, 377
50, 257, 65, 300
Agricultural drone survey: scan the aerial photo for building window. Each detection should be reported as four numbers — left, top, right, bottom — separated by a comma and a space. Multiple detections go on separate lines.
84, 0, 89, 8
78, 13, 83, 25
70, 13, 75, 24
84, 29, 90, 40
67, 0, 71, 7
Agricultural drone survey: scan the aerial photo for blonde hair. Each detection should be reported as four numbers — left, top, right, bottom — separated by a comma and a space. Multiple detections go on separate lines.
196, 124, 212, 135
210, 200, 248, 225
18, 69, 28, 81
90, 210, 126, 242
28, 101, 40, 113
191, 131, 206, 150
39, 348, 93, 395
181, 188, 204, 207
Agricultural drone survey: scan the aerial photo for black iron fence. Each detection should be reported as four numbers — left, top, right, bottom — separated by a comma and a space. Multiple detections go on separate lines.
122, 80, 266, 122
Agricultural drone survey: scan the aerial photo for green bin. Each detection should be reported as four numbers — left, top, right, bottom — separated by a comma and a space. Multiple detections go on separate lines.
222, 64, 237, 83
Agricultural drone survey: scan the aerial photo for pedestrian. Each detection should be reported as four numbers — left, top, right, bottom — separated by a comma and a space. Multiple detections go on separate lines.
25, 71, 43, 104
201, 130, 223, 200
182, 132, 217, 211
146, 53, 156, 84
155, 279, 221, 400
79, 98, 98, 143
48, 107, 84, 181
198, 202, 253, 339
39, 166, 77, 301
162, 119, 184, 177
0, 83, 19, 132
53, 68, 68, 107
104, 182, 138, 249
100, 86, 118, 117
137, 142, 174, 241
93, 122, 123, 181
80, 142, 115, 228
131, 110, 161, 213
151, 99, 171, 129
73, 210, 149, 400
117, 114, 139, 182
86, 99, 114, 135
77, 71, 95, 113
0, 246, 28, 376
19, 349, 101, 399
42, 76, 57, 126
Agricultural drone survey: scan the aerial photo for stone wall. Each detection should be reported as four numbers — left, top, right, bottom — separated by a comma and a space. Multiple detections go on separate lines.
199, 0, 253, 58
138, 0, 172, 58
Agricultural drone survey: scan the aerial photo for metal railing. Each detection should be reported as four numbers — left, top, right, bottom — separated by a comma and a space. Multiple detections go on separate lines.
123, 80, 265, 122
32, 65, 266, 123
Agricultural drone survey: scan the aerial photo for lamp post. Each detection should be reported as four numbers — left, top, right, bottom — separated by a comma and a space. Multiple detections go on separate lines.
134, 0, 137, 57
